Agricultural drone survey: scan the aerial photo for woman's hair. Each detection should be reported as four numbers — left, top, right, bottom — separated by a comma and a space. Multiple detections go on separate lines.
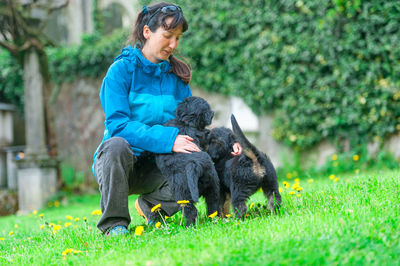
128, 2, 191, 84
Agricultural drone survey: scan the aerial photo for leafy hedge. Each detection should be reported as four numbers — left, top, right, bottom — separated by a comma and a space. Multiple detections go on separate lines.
1, 0, 400, 151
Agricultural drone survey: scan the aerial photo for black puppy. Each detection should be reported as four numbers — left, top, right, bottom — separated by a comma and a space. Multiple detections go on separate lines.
155, 96, 220, 226
207, 114, 282, 218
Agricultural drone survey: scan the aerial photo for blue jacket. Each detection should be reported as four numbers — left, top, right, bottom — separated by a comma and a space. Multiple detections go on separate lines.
92, 45, 192, 173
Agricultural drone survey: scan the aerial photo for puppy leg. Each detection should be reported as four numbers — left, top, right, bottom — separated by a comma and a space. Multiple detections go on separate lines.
183, 203, 198, 227
203, 167, 220, 217
230, 187, 249, 218
262, 175, 282, 213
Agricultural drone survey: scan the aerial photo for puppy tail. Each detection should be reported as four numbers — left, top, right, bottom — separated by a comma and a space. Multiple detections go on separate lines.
185, 164, 200, 202
231, 114, 258, 153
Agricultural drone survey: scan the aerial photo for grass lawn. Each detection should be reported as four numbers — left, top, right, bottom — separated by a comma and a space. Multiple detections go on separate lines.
0, 169, 399, 265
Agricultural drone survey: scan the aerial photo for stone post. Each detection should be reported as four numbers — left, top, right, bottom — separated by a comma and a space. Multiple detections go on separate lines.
17, 48, 58, 213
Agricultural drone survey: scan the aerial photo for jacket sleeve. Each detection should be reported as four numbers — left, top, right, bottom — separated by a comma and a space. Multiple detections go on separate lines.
99, 60, 179, 154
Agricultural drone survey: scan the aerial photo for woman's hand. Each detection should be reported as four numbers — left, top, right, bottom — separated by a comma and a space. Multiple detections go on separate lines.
172, 135, 201, 153
231, 142, 242, 156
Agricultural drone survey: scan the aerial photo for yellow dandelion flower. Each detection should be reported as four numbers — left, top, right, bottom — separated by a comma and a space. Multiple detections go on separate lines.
249, 203, 255, 209
334, 178, 340, 182
283, 181, 290, 188
64, 222, 72, 227
279, 188, 283, 193
14, 224, 18, 229
83, 217, 87, 222
9, 231, 13, 236
91, 210, 102, 216
49, 223, 56, 228
32, 210, 38, 215
332, 154, 338, 161
66, 215, 73, 220
165, 216, 170, 220
135, 226, 144, 236
208, 211, 218, 218
296, 194, 302, 197
288, 191, 296, 195
155, 222, 161, 228
177, 200, 189, 204
27, 237, 32, 240
74, 218, 80, 222
54, 201, 60, 207
39, 213, 44, 218
294, 178, 300, 183
353, 154, 359, 161
225, 214, 231, 218
307, 179, 314, 183
286, 173, 293, 179
0, 237, 5, 241
40, 225, 45, 230
296, 187, 303, 192
151, 203, 162, 213
245, 214, 250, 218
329, 174, 335, 180
62, 248, 74, 256
291, 183, 299, 190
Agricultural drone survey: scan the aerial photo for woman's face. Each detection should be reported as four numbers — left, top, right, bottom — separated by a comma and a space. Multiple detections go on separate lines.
142, 17, 183, 63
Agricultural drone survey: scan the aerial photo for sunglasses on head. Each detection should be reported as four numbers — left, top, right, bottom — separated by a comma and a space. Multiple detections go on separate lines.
147, 5, 182, 24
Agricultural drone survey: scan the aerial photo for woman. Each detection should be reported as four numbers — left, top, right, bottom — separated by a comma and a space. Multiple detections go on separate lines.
93, 2, 241, 235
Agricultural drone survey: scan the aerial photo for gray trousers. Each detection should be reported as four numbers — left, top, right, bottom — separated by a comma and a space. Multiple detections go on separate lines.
93, 137, 180, 232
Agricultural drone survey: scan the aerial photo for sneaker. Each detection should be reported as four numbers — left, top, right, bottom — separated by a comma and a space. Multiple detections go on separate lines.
135, 197, 155, 225
106, 225, 129, 236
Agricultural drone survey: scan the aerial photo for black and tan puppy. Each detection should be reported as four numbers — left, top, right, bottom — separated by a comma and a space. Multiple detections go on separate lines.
207, 114, 281, 218
155, 96, 220, 226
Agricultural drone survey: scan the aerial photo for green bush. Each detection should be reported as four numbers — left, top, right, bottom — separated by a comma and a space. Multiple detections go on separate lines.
1, 0, 400, 151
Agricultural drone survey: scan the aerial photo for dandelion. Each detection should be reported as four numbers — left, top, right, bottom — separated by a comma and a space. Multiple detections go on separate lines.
66, 215, 73, 220
54, 201, 60, 207
307, 179, 314, 183
32, 210, 38, 215
296, 187, 303, 192
74, 217, 80, 222
329, 174, 335, 180
155, 222, 161, 228
208, 211, 218, 218
294, 178, 300, 183
286, 173, 293, 179
0, 237, 4, 241
279, 188, 283, 193
135, 226, 144, 236
27, 237, 32, 240
332, 154, 338, 161
334, 177, 340, 182
283, 181, 290, 188
249, 203, 255, 209
9, 231, 13, 236
40, 225, 45, 230
289, 191, 296, 195
39, 214, 44, 218
62, 248, 81, 257
353, 154, 359, 161
291, 183, 299, 190
177, 200, 190, 226
225, 214, 231, 218
164, 216, 170, 220
296, 194, 302, 197
64, 222, 72, 227
83, 217, 87, 222
151, 204, 161, 213
91, 210, 102, 216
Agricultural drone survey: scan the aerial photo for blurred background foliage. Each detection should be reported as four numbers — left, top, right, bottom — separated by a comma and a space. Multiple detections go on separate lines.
1, 0, 400, 152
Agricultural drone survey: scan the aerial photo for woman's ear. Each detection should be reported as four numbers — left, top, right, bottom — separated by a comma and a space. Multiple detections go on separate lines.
143, 25, 151, 40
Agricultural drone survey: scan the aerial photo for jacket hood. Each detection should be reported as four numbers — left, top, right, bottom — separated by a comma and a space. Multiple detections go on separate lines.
114, 45, 171, 75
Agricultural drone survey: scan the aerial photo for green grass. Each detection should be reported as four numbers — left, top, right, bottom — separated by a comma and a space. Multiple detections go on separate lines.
0, 169, 399, 265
